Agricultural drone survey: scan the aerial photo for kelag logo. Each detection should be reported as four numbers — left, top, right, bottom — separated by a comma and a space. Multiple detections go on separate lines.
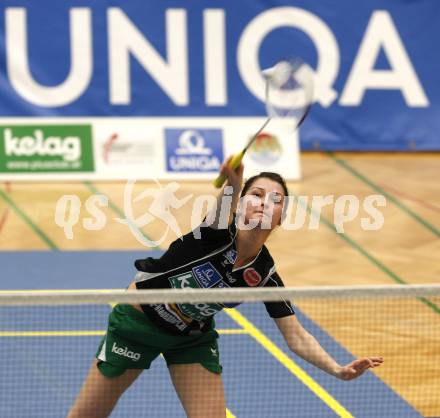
165, 128, 223, 172
0, 125, 94, 173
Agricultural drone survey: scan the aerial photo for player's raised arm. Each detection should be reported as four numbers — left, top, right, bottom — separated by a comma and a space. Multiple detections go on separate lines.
208, 156, 244, 229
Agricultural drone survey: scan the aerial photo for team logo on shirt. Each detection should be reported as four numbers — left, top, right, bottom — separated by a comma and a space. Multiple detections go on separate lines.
192, 262, 222, 288
177, 301, 222, 321
169, 272, 200, 289
168, 269, 223, 322
213, 280, 229, 289
223, 249, 237, 265
243, 268, 262, 287
213, 281, 240, 308
214, 280, 241, 308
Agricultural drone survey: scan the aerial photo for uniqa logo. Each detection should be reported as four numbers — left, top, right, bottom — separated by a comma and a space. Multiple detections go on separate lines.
3, 128, 81, 161
111, 342, 141, 361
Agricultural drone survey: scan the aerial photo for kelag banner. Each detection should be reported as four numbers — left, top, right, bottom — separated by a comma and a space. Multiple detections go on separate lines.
0, 0, 439, 150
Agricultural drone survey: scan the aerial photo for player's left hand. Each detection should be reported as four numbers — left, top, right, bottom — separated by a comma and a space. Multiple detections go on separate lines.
336, 357, 384, 380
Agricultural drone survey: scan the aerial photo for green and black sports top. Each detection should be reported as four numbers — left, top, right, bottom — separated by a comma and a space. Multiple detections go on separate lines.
135, 218, 294, 335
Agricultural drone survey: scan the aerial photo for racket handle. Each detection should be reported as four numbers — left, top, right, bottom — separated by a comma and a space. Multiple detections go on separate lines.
213, 152, 245, 188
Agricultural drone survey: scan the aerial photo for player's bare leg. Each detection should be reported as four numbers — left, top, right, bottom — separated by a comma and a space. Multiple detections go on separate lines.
169, 364, 226, 418
67, 359, 143, 418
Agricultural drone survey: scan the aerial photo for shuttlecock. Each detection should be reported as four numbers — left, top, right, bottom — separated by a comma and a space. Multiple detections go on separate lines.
263, 61, 291, 88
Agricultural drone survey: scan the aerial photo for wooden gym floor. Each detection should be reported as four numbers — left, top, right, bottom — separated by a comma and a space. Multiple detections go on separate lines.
0, 151, 439, 416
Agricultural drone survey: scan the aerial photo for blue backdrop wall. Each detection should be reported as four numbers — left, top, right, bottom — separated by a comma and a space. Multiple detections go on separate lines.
0, 0, 439, 150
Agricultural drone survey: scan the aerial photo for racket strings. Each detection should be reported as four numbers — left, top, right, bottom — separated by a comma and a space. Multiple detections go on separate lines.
265, 60, 314, 121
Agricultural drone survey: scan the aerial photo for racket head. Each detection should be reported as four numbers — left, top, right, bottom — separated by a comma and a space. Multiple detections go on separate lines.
263, 59, 314, 128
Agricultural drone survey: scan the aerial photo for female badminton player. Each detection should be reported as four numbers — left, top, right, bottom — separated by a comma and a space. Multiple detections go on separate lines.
67, 158, 383, 418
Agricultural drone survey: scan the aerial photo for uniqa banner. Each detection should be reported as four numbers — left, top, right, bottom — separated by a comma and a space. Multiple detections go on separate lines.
0, 0, 438, 150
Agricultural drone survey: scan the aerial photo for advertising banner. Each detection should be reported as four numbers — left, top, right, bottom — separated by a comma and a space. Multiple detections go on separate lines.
0, 1, 438, 179
0, 118, 299, 181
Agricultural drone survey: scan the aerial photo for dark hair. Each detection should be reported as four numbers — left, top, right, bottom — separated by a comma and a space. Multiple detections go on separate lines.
240, 172, 288, 198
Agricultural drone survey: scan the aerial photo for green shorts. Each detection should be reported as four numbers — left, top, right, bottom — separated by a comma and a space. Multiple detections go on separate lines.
96, 304, 222, 378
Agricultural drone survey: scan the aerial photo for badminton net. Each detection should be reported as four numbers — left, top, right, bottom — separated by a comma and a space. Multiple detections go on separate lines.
0, 284, 439, 418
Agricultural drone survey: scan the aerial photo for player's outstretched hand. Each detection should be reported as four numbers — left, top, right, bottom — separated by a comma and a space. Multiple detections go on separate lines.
336, 357, 383, 381
219, 156, 244, 190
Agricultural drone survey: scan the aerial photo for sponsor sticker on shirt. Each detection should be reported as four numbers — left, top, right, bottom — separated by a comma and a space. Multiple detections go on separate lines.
177, 302, 223, 321
224, 271, 237, 284
167, 271, 223, 321
213, 281, 240, 308
243, 268, 262, 287
192, 262, 222, 288
169, 272, 200, 289
223, 249, 237, 265
213, 281, 229, 289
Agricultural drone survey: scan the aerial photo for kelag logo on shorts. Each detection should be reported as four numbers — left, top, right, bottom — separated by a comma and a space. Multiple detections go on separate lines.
165, 128, 223, 172
0, 125, 94, 173
192, 262, 222, 288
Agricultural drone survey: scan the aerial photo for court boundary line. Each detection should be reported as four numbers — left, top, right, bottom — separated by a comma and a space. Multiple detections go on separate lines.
379, 183, 440, 214
327, 152, 440, 238
225, 308, 354, 418
83, 181, 161, 250
293, 192, 440, 315
0, 186, 57, 249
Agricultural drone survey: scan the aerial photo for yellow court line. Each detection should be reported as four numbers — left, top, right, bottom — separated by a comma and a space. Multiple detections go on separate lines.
0, 328, 247, 337
225, 308, 354, 418
226, 409, 236, 418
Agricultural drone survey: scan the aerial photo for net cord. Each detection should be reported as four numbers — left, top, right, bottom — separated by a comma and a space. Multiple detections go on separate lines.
0, 284, 439, 306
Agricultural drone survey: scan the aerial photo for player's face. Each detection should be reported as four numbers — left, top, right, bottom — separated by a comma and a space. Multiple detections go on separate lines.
241, 178, 285, 230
